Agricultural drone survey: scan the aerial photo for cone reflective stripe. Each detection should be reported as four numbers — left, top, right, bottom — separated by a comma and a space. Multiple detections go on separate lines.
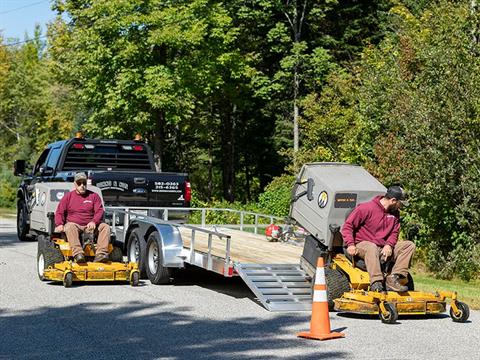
297, 257, 345, 341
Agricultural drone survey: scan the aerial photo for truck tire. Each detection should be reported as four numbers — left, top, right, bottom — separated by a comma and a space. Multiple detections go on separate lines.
17, 200, 30, 241
127, 229, 147, 278
145, 231, 172, 285
37, 235, 64, 281
311, 267, 350, 311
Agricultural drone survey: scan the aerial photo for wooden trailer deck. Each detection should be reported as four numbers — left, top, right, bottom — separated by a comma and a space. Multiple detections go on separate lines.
179, 227, 303, 264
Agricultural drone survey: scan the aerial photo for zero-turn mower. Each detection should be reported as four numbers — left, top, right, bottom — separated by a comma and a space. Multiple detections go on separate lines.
290, 163, 470, 323
32, 182, 139, 287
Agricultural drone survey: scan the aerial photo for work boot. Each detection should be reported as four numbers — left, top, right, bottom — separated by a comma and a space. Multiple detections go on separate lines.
386, 274, 408, 292
370, 281, 384, 292
74, 254, 86, 263
94, 253, 109, 263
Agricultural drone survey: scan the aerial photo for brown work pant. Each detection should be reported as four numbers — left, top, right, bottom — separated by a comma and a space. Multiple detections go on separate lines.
356, 240, 415, 284
64, 222, 110, 257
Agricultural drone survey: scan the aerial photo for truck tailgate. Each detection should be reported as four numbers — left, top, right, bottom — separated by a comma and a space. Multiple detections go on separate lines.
90, 171, 188, 207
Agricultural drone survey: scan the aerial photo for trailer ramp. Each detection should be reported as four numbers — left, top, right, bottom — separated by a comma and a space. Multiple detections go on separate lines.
235, 263, 312, 312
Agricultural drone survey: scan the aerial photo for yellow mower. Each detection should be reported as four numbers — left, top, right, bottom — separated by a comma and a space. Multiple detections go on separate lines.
330, 253, 469, 324
37, 232, 139, 288
32, 182, 139, 287
291, 163, 470, 323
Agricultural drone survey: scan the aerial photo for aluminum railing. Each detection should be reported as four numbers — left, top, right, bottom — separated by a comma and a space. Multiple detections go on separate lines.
105, 206, 285, 234
105, 207, 233, 274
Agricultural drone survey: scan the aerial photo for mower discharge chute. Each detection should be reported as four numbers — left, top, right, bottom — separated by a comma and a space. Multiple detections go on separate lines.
31, 182, 139, 287
290, 163, 470, 323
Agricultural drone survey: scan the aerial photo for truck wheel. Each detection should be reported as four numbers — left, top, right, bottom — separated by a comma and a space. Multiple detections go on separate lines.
127, 229, 147, 278
17, 200, 30, 241
311, 267, 350, 311
109, 246, 124, 262
37, 235, 64, 281
145, 231, 172, 285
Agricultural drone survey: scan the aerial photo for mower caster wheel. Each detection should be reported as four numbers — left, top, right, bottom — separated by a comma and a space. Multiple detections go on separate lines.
450, 301, 470, 323
379, 302, 398, 324
130, 271, 140, 287
63, 272, 73, 288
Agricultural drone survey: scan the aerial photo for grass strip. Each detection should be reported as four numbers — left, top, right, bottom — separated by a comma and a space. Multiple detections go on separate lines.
412, 271, 480, 310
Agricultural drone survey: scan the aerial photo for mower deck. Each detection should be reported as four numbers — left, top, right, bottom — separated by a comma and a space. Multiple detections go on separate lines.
334, 290, 450, 315
334, 289, 469, 323
43, 261, 140, 287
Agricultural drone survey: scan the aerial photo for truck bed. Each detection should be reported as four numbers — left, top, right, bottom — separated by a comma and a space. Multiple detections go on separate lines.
179, 227, 302, 264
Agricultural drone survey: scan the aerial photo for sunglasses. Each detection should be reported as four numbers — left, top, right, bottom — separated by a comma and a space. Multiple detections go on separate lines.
75, 180, 87, 186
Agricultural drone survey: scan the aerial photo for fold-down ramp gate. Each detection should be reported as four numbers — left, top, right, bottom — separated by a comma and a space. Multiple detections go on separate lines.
235, 263, 312, 312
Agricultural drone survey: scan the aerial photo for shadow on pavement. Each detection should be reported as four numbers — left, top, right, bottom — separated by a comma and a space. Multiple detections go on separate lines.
0, 301, 350, 360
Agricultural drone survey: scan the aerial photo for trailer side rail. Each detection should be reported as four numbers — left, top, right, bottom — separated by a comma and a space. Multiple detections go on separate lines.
105, 208, 233, 276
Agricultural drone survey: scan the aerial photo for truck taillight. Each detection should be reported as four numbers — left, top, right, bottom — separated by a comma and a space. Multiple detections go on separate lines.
72, 143, 85, 150
185, 181, 191, 202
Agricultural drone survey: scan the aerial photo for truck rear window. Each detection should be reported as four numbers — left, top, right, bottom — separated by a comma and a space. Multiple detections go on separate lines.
62, 143, 153, 170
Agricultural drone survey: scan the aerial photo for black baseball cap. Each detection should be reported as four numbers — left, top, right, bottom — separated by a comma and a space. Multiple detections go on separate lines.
386, 185, 408, 205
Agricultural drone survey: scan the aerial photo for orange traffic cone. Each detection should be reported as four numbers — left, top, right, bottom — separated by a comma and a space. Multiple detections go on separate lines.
297, 257, 345, 341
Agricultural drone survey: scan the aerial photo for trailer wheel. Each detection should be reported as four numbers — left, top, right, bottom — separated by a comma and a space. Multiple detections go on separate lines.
37, 235, 64, 281
127, 229, 147, 278
145, 232, 172, 285
450, 302, 470, 323
313, 267, 350, 311
379, 302, 398, 324
17, 200, 30, 241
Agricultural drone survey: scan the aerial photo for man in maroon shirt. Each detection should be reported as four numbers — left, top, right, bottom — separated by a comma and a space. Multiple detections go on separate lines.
54, 172, 110, 263
341, 186, 415, 292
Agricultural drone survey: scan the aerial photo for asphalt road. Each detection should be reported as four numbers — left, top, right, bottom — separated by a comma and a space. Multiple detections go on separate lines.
0, 217, 478, 360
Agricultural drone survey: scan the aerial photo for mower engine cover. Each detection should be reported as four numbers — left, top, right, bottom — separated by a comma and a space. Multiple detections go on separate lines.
290, 163, 386, 249
29, 182, 104, 234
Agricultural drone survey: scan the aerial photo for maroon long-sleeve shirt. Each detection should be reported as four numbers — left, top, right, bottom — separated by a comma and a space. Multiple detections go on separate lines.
55, 190, 104, 227
341, 195, 400, 248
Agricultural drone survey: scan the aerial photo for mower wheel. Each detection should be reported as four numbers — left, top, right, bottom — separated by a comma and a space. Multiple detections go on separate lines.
37, 235, 64, 281
63, 272, 73, 288
130, 271, 140, 287
450, 302, 470, 323
127, 229, 147, 278
379, 302, 398, 324
109, 246, 124, 262
323, 267, 350, 311
145, 231, 172, 285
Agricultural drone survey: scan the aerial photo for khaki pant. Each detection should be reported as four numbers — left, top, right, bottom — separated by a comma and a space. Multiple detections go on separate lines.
64, 222, 110, 257
356, 240, 415, 284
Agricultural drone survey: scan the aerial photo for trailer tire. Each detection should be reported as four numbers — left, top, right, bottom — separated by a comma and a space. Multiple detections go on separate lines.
127, 229, 147, 278
311, 267, 350, 311
145, 231, 172, 285
37, 235, 64, 281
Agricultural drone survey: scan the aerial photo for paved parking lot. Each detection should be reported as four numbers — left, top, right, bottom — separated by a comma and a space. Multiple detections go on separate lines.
0, 218, 478, 359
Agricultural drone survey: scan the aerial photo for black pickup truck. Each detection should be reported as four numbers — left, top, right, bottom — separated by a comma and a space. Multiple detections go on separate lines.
14, 135, 191, 241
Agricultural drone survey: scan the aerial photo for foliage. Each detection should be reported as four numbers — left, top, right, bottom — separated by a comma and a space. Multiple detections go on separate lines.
349, 2, 480, 280
257, 174, 295, 217
0, 165, 19, 208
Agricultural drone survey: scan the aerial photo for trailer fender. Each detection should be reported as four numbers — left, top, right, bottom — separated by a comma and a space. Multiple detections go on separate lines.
128, 220, 184, 268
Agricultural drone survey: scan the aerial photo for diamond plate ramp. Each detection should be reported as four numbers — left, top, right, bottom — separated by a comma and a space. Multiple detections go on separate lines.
235, 263, 312, 312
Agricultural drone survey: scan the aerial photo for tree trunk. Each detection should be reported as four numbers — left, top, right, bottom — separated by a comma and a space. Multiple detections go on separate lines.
221, 104, 236, 202
153, 110, 165, 171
